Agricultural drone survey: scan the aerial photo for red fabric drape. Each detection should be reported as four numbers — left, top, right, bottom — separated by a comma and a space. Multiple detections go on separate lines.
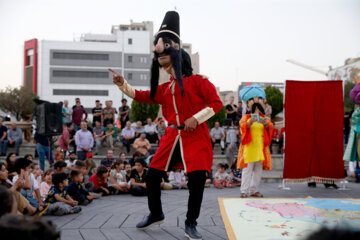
283, 80, 345, 183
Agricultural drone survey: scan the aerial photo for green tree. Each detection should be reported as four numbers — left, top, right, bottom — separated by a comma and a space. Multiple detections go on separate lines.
130, 100, 160, 123
264, 86, 283, 119
207, 106, 226, 128
344, 81, 355, 113
0, 86, 38, 121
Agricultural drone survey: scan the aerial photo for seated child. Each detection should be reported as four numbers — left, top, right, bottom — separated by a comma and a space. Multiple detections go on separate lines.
169, 168, 187, 189
74, 161, 92, 191
214, 163, 233, 188
230, 161, 242, 186
89, 166, 115, 196
110, 160, 129, 193
54, 161, 67, 173
31, 163, 42, 187
13, 159, 44, 211
67, 170, 93, 206
74, 161, 101, 199
85, 152, 97, 177
129, 158, 147, 196
40, 169, 55, 201
43, 172, 81, 216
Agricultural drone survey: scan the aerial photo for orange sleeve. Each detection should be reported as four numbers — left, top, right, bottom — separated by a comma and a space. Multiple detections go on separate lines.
263, 119, 273, 147
240, 115, 252, 145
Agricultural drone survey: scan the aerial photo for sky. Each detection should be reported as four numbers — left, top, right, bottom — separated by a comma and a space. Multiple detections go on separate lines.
0, 0, 359, 91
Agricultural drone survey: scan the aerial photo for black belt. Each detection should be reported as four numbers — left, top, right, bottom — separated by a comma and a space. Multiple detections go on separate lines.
168, 125, 185, 130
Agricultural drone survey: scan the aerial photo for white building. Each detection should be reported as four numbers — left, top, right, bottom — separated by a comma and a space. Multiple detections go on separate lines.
24, 21, 200, 116
24, 22, 153, 111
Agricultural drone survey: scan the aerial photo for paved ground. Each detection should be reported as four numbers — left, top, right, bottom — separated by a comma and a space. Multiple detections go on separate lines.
43, 182, 360, 240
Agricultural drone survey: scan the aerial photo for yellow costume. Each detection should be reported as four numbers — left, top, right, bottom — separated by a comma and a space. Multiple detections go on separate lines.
243, 120, 265, 164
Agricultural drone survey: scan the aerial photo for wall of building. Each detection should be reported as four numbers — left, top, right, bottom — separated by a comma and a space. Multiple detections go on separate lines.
38, 29, 151, 110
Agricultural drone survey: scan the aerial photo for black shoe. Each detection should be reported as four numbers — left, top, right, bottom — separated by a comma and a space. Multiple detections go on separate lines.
324, 183, 339, 189
308, 182, 316, 188
136, 213, 165, 230
185, 224, 202, 240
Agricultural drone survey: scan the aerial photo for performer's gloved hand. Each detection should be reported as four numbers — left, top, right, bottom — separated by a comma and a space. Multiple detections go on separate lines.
108, 68, 125, 86
184, 117, 198, 132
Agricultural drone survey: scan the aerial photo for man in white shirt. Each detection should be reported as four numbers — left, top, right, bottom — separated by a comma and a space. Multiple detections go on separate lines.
121, 121, 135, 153
65, 151, 78, 171
210, 122, 225, 154
144, 118, 158, 144
75, 121, 94, 160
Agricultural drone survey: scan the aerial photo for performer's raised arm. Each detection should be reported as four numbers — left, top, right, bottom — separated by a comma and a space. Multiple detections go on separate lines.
109, 68, 135, 98
109, 68, 162, 104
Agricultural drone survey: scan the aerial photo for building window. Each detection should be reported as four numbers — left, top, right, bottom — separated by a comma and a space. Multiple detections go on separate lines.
26, 49, 34, 66
53, 52, 109, 60
140, 74, 147, 81
53, 70, 108, 78
128, 73, 133, 80
128, 56, 133, 63
128, 38, 132, 45
139, 57, 147, 63
53, 89, 108, 96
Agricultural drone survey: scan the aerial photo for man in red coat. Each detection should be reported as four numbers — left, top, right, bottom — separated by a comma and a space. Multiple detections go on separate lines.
109, 11, 222, 240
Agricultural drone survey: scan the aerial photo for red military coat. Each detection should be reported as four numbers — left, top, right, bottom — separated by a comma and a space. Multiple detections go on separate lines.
134, 75, 223, 173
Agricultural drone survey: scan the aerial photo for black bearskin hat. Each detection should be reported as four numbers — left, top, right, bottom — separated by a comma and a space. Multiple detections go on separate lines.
151, 11, 186, 101
155, 11, 180, 44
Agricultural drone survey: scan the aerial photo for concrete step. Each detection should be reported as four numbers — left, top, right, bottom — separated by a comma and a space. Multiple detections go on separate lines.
262, 170, 283, 183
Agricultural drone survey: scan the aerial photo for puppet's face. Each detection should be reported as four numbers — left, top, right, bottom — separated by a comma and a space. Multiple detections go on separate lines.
247, 97, 265, 109
154, 37, 180, 68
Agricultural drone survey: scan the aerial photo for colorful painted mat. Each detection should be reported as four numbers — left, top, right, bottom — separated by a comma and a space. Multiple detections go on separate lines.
219, 197, 360, 240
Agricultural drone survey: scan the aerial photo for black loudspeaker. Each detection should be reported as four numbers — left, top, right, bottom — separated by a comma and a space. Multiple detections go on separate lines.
35, 102, 63, 136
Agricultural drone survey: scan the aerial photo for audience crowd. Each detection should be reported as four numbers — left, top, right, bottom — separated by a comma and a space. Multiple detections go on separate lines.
0, 97, 359, 240
0, 96, 301, 235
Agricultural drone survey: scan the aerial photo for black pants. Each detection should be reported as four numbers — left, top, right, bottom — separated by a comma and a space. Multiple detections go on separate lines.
130, 185, 147, 196
211, 139, 224, 151
146, 133, 158, 144
94, 186, 116, 196
146, 167, 207, 226
122, 138, 134, 153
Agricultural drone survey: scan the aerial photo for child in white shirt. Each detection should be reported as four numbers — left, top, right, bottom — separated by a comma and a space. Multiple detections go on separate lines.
169, 169, 187, 189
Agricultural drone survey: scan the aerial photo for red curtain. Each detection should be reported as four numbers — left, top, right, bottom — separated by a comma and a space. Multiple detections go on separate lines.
283, 80, 345, 183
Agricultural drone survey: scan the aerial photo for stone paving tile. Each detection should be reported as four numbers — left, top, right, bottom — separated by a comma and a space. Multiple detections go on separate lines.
100, 229, 132, 240
79, 229, 107, 240
60, 229, 83, 240
41, 182, 360, 240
